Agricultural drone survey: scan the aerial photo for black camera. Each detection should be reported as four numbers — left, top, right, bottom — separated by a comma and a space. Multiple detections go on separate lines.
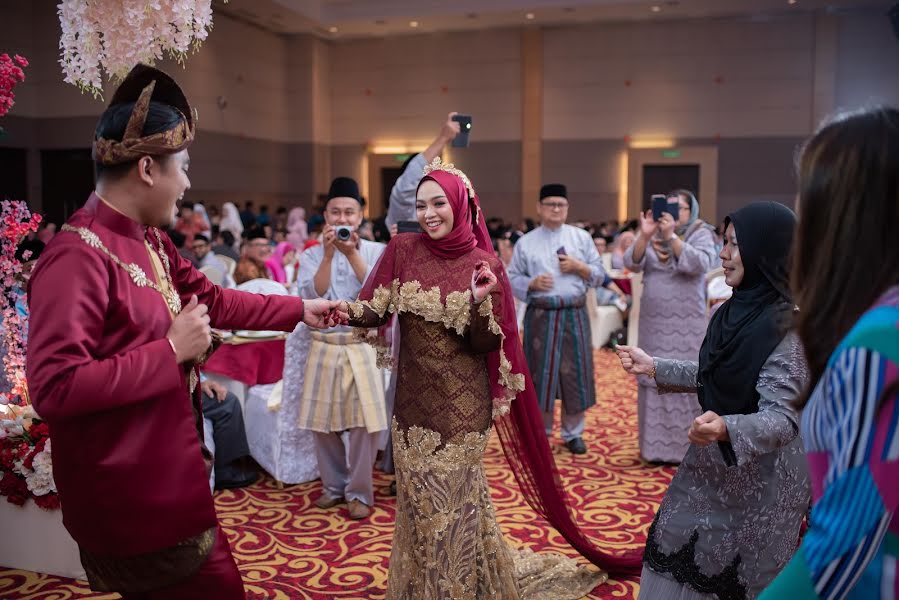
335, 225, 353, 241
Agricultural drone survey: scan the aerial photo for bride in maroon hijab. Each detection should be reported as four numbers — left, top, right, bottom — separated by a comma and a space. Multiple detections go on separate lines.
342, 159, 640, 598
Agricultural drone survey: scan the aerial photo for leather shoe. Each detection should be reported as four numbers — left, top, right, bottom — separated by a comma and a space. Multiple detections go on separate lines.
565, 437, 587, 455
214, 467, 259, 490
314, 494, 344, 509
347, 499, 371, 520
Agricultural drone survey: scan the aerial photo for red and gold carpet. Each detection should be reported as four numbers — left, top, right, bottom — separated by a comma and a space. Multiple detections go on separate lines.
0, 350, 675, 599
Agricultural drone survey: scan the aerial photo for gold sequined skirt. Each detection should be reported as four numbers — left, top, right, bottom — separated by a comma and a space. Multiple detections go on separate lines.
387, 420, 606, 600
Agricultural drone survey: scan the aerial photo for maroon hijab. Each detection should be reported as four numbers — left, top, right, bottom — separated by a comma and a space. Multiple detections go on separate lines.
359, 161, 642, 575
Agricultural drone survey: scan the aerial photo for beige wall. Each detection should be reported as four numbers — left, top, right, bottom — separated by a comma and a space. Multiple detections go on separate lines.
328, 29, 522, 146
543, 15, 818, 140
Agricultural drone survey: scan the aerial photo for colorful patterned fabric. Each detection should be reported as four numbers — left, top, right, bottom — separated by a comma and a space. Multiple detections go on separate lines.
760, 286, 899, 600
523, 295, 597, 415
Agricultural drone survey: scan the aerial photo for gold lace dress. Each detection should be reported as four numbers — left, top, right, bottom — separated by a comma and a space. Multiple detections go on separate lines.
349, 236, 605, 600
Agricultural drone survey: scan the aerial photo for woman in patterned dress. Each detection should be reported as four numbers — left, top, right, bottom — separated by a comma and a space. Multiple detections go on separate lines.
618, 201, 811, 599
341, 159, 637, 599
759, 108, 899, 599
624, 190, 718, 463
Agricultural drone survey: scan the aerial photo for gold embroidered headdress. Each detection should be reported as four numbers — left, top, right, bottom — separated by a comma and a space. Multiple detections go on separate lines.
423, 157, 476, 199
92, 64, 197, 166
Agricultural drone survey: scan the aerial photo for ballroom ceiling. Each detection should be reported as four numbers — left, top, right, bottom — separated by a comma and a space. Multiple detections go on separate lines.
214, 0, 893, 38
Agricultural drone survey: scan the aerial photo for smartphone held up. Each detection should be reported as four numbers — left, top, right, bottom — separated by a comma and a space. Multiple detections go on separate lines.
650, 194, 679, 222
452, 114, 473, 148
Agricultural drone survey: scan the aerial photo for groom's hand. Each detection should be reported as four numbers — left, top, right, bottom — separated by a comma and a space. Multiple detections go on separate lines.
302, 298, 349, 328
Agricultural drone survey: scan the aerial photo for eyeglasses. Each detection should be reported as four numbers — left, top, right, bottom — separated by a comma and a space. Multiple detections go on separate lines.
540, 202, 569, 210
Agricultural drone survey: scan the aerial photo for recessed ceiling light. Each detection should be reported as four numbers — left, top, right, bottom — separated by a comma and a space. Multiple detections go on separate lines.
525, 12, 535, 20
409, 20, 419, 28
328, 26, 338, 33
651, 6, 662, 12
788, 0, 797, 4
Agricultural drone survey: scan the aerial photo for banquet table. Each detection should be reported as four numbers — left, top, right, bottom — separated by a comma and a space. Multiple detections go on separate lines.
202, 334, 287, 410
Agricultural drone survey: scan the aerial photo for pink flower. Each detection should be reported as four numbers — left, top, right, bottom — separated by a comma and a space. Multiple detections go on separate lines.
0, 200, 40, 406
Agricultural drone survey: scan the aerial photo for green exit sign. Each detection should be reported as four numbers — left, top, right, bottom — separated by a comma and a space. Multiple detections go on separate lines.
394, 153, 411, 163
661, 149, 681, 158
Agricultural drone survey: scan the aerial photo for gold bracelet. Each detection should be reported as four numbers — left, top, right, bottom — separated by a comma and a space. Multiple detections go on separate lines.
166, 337, 177, 357
648, 363, 656, 380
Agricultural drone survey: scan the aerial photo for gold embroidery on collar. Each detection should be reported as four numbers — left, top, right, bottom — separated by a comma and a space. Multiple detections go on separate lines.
62, 224, 182, 315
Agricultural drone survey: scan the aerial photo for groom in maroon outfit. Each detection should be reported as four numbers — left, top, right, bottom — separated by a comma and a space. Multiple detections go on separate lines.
25, 65, 345, 599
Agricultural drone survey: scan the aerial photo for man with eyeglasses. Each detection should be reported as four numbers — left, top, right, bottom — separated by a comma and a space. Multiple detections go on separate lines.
234, 227, 273, 285
508, 183, 606, 455
192, 234, 234, 288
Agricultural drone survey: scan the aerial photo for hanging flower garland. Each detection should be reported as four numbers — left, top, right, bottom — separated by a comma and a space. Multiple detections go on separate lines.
57, 0, 223, 98
0, 53, 28, 119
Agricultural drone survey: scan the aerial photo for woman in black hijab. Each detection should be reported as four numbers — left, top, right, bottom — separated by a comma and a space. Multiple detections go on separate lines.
618, 201, 811, 600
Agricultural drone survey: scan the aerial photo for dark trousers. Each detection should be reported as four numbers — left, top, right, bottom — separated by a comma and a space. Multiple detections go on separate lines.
201, 391, 250, 469
120, 526, 245, 600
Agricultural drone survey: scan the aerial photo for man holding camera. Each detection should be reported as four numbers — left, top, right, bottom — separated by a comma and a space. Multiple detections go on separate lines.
297, 177, 387, 520
508, 184, 606, 455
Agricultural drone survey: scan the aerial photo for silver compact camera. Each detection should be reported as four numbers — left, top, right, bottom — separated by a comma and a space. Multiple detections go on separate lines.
334, 225, 354, 241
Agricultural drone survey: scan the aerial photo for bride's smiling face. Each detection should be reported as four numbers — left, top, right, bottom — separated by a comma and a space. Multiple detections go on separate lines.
416, 179, 454, 240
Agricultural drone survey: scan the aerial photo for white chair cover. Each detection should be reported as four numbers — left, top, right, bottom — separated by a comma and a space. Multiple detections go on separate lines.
706, 267, 732, 315
586, 288, 624, 349
199, 265, 223, 286
627, 272, 643, 347
234, 279, 289, 338
215, 254, 236, 277
236, 278, 288, 296
244, 324, 319, 485
203, 417, 215, 492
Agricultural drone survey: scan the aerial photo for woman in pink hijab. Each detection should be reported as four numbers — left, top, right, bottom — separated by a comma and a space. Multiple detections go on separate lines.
264, 242, 297, 285
286, 207, 308, 249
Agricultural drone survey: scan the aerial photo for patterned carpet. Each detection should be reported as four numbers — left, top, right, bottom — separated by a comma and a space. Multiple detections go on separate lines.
0, 350, 676, 599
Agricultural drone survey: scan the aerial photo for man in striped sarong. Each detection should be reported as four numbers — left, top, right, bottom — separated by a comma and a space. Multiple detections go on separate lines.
508, 184, 606, 454
297, 177, 387, 519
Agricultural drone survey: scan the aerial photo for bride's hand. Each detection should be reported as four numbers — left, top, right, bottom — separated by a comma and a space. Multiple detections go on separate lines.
303, 298, 349, 328
471, 260, 498, 303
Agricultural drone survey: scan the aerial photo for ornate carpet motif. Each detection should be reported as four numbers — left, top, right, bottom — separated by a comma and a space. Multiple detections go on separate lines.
0, 350, 676, 599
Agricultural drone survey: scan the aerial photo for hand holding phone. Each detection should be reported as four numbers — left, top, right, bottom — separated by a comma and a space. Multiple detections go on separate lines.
651, 194, 679, 222
451, 114, 472, 148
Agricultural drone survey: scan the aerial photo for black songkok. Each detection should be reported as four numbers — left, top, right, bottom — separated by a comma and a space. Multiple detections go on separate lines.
540, 184, 567, 200
327, 177, 364, 207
